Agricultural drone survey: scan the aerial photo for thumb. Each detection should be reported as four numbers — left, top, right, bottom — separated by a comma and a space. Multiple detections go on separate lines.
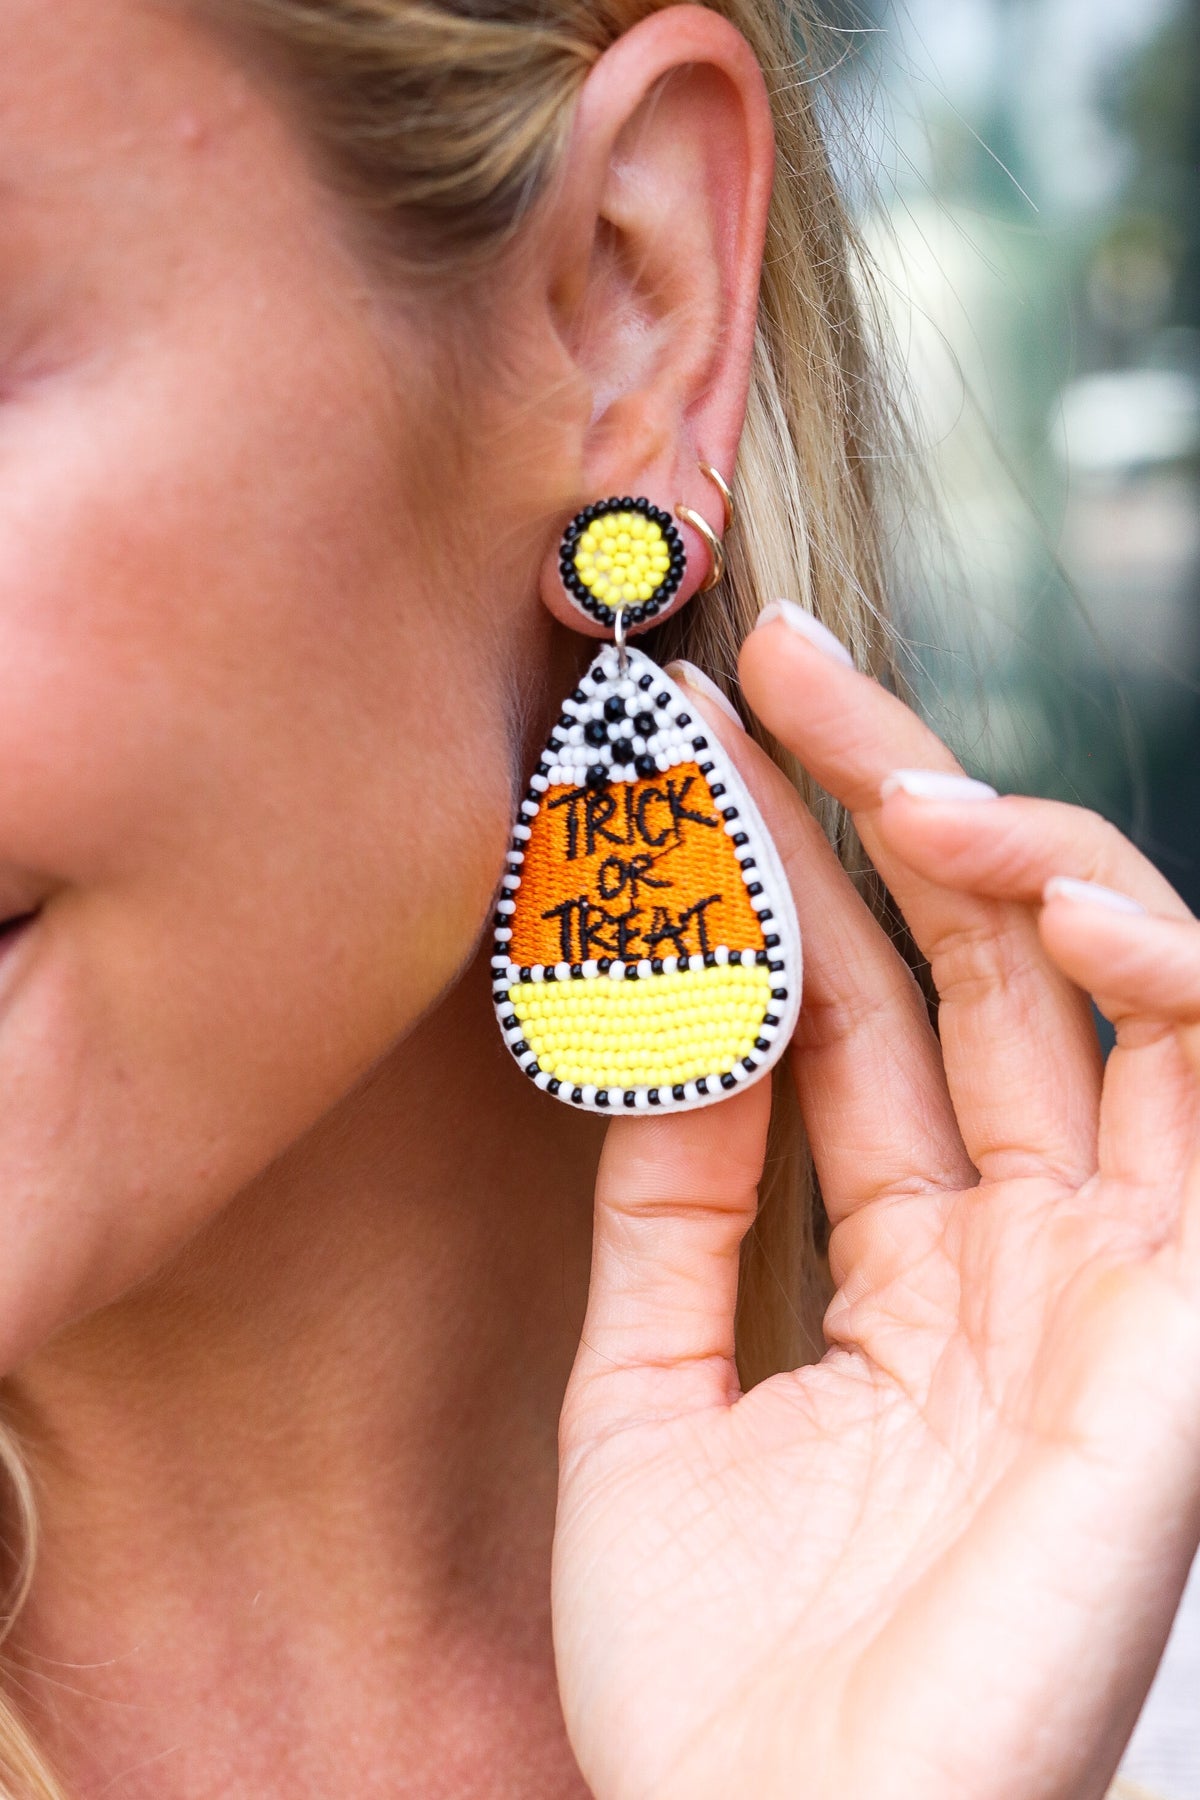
560, 1016, 772, 1452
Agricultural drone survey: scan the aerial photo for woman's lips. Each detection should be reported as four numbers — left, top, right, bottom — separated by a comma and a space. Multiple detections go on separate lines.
0, 909, 38, 971
0, 882, 47, 1009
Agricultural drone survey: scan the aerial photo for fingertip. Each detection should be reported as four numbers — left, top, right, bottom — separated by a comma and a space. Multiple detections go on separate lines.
738, 602, 856, 705
879, 770, 998, 805
869, 784, 1021, 891
600, 1071, 772, 1204
664, 659, 746, 733
737, 608, 958, 817
1037, 880, 1154, 967
1037, 892, 1200, 1022
749, 599, 857, 668
1042, 876, 1148, 917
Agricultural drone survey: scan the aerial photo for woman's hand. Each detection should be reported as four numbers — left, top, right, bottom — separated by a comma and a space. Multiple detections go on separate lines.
551, 604, 1200, 1800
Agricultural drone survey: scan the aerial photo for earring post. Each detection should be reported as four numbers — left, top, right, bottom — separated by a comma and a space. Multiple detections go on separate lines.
613, 605, 630, 675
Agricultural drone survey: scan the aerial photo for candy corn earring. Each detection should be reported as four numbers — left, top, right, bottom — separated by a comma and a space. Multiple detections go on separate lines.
492, 476, 801, 1114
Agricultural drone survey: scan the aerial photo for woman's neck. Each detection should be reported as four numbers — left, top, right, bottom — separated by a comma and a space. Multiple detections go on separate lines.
3, 943, 600, 1795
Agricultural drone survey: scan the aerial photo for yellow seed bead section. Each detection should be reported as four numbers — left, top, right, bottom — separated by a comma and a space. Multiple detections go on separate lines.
508, 964, 774, 1088
573, 510, 671, 611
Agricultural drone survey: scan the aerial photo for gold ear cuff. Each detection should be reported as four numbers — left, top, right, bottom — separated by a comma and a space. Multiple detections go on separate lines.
674, 503, 726, 592
699, 461, 736, 533
676, 461, 734, 592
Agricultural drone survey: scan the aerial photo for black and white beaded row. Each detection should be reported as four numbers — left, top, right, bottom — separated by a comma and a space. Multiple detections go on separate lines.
491, 946, 775, 992
558, 496, 685, 629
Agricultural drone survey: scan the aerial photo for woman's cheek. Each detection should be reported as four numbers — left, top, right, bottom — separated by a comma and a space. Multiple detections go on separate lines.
0, 646, 515, 1373
0, 404, 517, 1372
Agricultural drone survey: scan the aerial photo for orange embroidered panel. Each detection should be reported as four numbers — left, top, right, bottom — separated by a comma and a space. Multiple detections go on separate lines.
510, 762, 767, 969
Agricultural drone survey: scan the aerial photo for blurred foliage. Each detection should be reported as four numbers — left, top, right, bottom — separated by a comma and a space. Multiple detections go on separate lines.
815, 0, 1200, 902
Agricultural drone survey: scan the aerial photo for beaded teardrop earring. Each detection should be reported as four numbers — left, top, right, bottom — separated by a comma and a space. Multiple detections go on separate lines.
492, 489, 801, 1114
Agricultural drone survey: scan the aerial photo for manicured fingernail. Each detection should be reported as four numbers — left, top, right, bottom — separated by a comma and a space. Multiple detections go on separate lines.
754, 599, 855, 668
1043, 876, 1147, 916
880, 769, 999, 803
665, 660, 745, 730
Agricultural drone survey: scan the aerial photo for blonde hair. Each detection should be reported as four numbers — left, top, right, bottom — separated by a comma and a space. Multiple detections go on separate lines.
0, 3, 900, 1790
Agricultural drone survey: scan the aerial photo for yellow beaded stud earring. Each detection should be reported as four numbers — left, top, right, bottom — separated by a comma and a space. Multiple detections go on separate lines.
559, 495, 686, 626
492, 484, 802, 1114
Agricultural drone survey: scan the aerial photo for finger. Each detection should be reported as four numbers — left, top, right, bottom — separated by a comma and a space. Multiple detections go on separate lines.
875, 787, 1190, 920
670, 669, 973, 1220
561, 678, 978, 1452
1040, 884, 1200, 1028
740, 609, 1103, 1186
1038, 881, 1200, 1213
562, 1079, 770, 1447
875, 785, 1194, 1204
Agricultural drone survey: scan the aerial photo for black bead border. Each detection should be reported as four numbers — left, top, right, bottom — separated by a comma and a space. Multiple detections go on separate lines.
558, 496, 686, 630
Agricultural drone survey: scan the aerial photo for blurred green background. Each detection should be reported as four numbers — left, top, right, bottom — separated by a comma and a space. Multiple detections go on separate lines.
826, 0, 1199, 905
818, 7, 1200, 1788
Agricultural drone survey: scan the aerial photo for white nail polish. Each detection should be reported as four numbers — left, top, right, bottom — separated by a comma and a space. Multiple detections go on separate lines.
880, 769, 999, 803
664, 660, 745, 731
1043, 876, 1147, 916
754, 599, 855, 668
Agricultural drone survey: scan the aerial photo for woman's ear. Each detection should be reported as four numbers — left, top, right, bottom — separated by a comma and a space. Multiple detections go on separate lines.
533, 4, 775, 635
